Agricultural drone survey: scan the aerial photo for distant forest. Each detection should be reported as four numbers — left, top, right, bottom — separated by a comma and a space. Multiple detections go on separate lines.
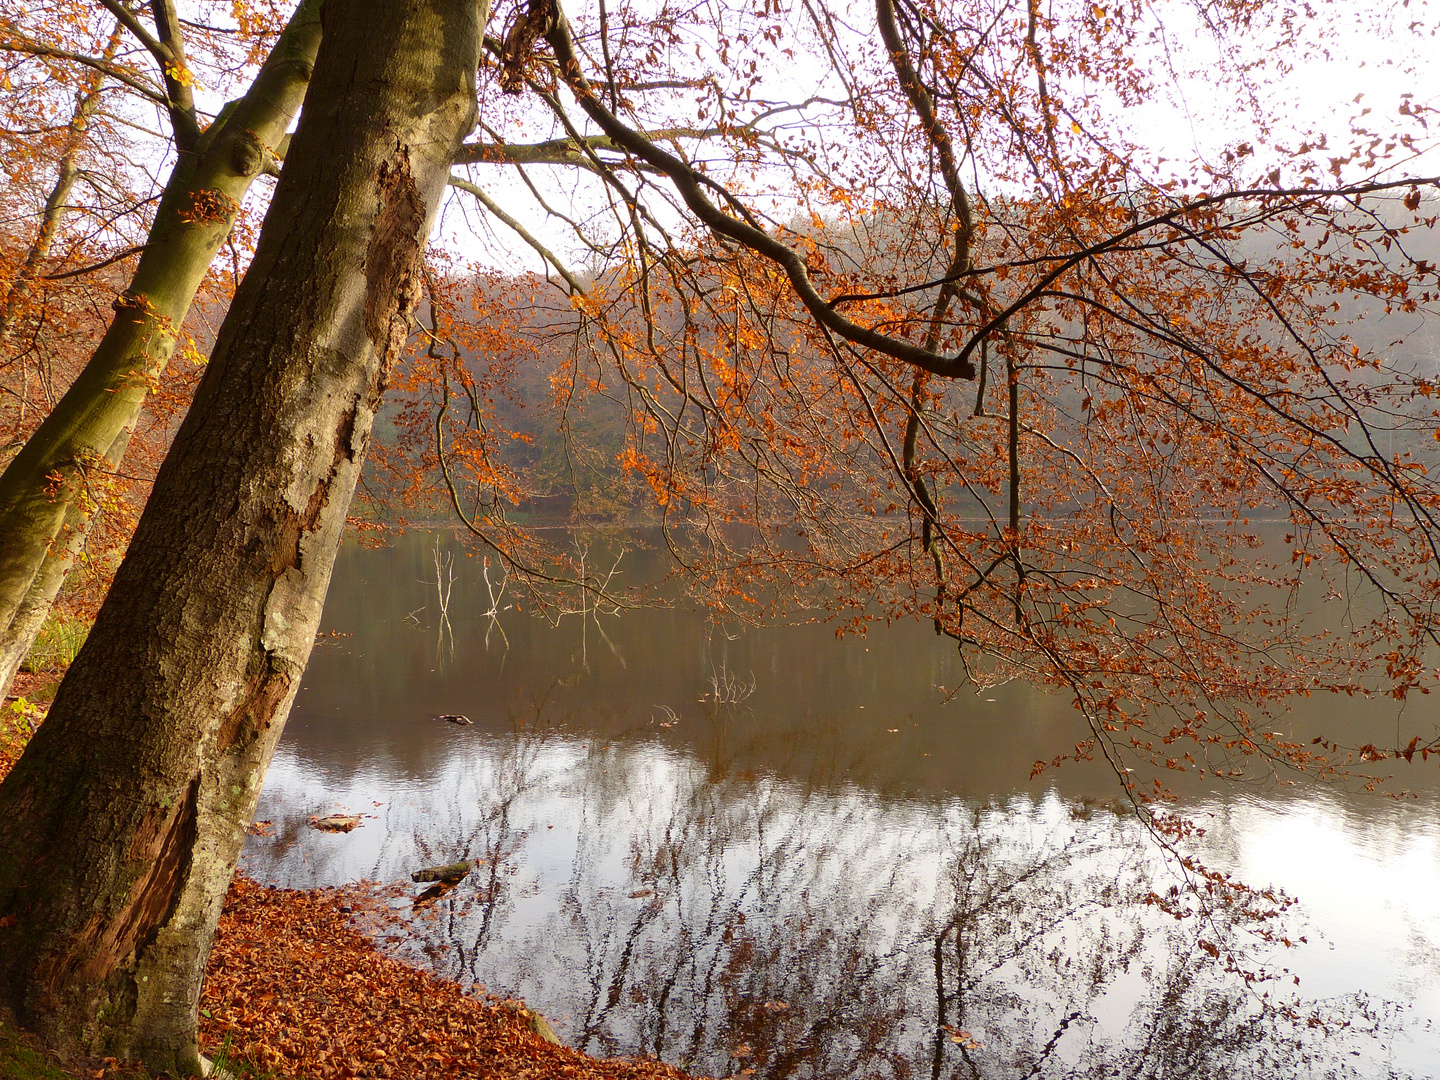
361, 202, 1440, 529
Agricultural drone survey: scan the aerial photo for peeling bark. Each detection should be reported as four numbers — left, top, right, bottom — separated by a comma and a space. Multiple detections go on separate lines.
0, 0, 483, 1070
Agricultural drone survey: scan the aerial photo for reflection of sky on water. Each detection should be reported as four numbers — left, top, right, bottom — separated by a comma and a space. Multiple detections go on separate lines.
241, 534, 1440, 1077
243, 733, 1440, 1078
1220, 797, 1440, 1012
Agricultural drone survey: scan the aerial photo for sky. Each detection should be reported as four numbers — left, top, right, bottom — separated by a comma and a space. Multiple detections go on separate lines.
121, 0, 1440, 282
425, 0, 1440, 277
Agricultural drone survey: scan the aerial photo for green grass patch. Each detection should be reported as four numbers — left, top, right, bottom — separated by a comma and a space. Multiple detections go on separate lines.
20, 614, 90, 674
206, 1035, 290, 1080
0, 1016, 72, 1080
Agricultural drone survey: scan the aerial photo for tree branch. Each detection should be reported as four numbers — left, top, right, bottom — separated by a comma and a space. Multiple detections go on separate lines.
147, 0, 201, 150
41, 244, 151, 281
542, 1, 976, 380
95, 0, 173, 68
953, 176, 1440, 371
447, 174, 587, 295
455, 128, 719, 168
0, 38, 166, 105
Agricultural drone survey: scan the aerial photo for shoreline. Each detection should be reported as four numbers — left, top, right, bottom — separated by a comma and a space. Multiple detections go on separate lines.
0, 693, 699, 1080
200, 875, 693, 1080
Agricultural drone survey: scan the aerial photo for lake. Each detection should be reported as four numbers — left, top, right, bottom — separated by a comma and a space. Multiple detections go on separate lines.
240, 530, 1440, 1079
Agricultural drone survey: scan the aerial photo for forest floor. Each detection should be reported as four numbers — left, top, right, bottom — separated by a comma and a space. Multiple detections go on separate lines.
0, 679, 698, 1080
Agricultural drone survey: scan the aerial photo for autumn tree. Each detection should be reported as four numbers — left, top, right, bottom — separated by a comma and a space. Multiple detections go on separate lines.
499, 0, 1440, 788
0, 0, 1437, 1073
0, 0, 483, 1070
0, 0, 321, 694
386, 0, 1440, 783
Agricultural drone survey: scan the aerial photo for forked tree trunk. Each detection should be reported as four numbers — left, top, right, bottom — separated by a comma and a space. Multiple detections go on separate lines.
0, 0, 323, 699
0, 0, 482, 1072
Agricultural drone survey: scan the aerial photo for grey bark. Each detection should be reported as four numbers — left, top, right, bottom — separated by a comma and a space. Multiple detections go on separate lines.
0, 0, 482, 1072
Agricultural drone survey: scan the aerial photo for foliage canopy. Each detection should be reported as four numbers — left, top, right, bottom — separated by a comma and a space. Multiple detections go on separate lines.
2, 0, 1439, 787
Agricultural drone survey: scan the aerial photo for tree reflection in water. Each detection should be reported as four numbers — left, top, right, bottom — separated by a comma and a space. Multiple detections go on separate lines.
245, 726, 1418, 1080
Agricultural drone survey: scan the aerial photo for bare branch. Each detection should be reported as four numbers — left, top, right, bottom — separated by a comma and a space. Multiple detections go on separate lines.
455, 128, 718, 168
447, 174, 587, 295
543, 2, 976, 380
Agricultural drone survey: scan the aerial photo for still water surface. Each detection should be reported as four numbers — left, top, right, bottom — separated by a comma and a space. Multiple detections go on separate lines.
242, 532, 1440, 1078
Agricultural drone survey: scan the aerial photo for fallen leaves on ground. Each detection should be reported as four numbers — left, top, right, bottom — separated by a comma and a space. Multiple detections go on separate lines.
203, 878, 698, 1080
0, 685, 48, 783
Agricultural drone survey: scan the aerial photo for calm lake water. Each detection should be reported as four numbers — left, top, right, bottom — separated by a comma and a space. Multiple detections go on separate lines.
241, 531, 1440, 1079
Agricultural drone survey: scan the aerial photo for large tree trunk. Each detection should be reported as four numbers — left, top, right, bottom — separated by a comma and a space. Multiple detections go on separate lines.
0, 0, 323, 700
0, 0, 482, 1072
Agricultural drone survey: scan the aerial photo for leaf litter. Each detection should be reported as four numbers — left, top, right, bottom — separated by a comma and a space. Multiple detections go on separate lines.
202, 877, 698, 1080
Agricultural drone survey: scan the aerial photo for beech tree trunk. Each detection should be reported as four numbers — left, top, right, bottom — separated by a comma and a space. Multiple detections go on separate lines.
0, 0, 482, 1072
0, 0, 322, 699
0, 59, 119, 668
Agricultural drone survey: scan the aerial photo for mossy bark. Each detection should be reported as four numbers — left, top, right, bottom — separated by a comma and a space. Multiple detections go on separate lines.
0, 0, 482, 1072
0, 429, 129, 693
0, 0, 323, 701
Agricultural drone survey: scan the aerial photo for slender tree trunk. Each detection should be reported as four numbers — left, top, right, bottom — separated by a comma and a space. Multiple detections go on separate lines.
0, 0, 481, 1072
0, 62, 116, 689
0, 0, 322, 701
0, 428, 130, 692
0, 26, 122, 355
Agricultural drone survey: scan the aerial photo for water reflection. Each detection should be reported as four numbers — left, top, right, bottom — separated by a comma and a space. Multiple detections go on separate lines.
242, 534, 1440, 1078
243, 730, 1430, 1078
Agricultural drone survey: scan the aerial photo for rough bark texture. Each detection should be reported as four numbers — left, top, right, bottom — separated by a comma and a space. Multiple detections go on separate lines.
0, 0, 322, 701
0, 0, 482, 1072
